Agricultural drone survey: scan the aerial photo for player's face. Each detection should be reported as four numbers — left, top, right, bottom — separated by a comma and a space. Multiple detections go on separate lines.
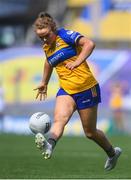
35, 27, 56, 45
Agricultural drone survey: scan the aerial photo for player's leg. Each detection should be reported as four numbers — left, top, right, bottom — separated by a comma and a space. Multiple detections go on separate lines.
78, 105, 122, 170
36, 94, 76, 159
48, 94, 76, 141
78, 105, 115, 154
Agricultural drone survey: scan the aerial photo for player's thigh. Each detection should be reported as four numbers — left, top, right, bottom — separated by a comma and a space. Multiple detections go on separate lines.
54, 95, 76, 125
78, 105, 98, 132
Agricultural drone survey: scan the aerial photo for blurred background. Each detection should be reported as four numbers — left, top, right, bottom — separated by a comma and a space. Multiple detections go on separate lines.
0, 0, 131, 135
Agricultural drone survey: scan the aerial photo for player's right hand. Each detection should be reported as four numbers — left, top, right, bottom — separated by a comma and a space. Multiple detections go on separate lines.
34, 83, 47, 101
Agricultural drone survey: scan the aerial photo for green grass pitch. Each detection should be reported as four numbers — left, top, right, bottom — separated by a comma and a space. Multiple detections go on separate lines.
0, 134, 131, 179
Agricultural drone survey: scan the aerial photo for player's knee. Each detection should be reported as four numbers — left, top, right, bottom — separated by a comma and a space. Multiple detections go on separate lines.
54, 114, 69, 126
85, 130, 96, 139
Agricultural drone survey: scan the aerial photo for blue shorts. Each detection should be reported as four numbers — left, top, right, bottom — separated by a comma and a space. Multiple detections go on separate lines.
56, 84, 101, 110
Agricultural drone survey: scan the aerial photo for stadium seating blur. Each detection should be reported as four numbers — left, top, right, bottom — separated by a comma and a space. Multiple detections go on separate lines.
67, 0, 131, 41
100, 11, 131, 40
0, 0, 130, 48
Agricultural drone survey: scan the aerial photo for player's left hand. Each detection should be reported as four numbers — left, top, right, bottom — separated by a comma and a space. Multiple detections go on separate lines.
65, 61, 80, 70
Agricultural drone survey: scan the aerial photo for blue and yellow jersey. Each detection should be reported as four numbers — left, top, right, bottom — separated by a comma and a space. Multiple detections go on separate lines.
43, 28, 97, 94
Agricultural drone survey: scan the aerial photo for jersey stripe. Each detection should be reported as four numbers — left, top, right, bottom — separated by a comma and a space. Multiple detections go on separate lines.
48, 45, 77, 66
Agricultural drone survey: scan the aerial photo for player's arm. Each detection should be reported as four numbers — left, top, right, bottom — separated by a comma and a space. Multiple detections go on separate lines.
41, 58, 53, 85
34, 59, 53, 101
65, 37, 95, 70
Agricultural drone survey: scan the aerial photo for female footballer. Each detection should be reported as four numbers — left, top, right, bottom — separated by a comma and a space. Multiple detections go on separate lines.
33, 12, 122, 171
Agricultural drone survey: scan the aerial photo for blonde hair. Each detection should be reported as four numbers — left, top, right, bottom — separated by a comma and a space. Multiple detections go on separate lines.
34, 12, 57, 33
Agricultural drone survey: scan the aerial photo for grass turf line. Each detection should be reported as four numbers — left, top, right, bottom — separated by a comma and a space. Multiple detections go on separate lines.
0, 134, 130, 179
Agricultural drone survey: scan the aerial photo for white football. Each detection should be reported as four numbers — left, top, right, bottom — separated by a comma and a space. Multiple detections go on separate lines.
29, 112, 51, 134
